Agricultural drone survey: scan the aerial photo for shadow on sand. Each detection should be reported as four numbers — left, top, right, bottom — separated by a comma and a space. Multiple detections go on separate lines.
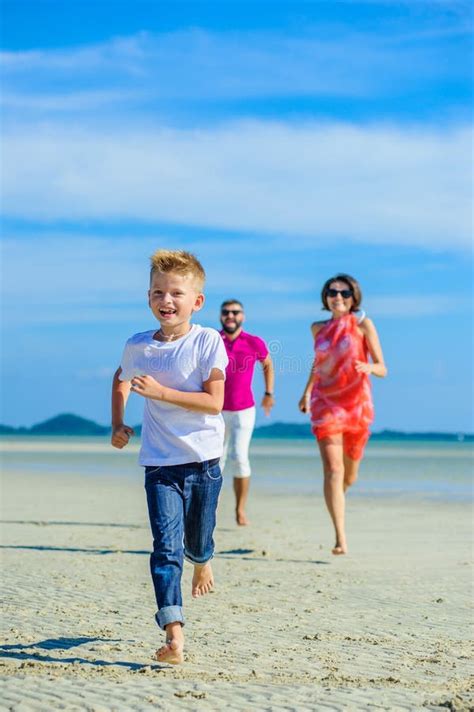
0, 544, 329, 564
0, 545, 149, 555
0, 636, 164, 671
216, 548, 329, 565
0, 520, 145, 529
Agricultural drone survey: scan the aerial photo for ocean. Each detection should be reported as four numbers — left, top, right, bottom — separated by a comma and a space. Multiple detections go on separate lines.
1, 437, 472, 502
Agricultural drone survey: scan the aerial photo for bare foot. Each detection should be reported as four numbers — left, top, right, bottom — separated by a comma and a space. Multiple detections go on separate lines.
236, 509, 250, 526
156, 624, 184, 665
192, 562, 214, 598
332, 541, 348, 556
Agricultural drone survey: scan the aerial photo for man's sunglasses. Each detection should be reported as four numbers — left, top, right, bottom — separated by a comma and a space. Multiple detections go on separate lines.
221, 309, 242, 316
326, 288, 353, 299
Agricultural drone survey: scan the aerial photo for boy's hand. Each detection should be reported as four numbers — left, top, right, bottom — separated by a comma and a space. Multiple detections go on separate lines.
131, 375, 165, 400
111, 424, 135, 449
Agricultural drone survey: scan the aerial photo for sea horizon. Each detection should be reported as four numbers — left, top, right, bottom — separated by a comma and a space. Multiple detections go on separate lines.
1, 412, 472, 442
2, 435, 472, 503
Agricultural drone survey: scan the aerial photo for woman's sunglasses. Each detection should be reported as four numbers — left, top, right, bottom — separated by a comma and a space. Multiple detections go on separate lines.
327, 288, 353, 299
221, 309, 243, 316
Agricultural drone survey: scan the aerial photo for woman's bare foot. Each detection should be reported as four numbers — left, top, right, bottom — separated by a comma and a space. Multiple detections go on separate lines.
236, 508, 250, 526
192, 562, 214, 598
156, 622, 184, 665
332, 539, 348, 555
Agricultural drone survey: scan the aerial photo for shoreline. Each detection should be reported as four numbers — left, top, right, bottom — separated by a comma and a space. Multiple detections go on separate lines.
1, 437, 472, 504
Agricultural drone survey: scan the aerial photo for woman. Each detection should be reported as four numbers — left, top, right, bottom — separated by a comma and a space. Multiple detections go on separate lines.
299, 274, 387, 555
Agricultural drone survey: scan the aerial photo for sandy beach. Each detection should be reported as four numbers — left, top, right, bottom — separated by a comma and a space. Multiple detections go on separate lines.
1, 443, 473, 711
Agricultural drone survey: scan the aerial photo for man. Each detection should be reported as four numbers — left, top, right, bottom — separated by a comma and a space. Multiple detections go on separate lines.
219, 299, 275, 525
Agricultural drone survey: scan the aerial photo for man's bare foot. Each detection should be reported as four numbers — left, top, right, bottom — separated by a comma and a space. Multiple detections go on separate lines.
233, 477, 250, 526
236, 509, 250, 526
192, 562, 214, 598
156, 623, 184, 665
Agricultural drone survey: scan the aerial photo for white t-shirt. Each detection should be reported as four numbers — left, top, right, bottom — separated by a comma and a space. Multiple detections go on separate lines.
119, 325, 228, 466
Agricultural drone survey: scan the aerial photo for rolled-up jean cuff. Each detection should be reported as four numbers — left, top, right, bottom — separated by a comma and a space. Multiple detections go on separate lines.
184, 551, 213, 565
155, 606, 185, 630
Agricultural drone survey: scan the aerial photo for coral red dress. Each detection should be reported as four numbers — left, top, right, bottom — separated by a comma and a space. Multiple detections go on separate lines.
310, 313, 374, 460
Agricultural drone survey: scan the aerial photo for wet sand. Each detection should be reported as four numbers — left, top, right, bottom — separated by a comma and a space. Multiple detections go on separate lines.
1, 466, 472, 711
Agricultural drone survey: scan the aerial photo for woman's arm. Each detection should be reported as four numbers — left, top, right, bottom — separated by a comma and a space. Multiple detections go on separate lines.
356, 318, 388, 378
129, 368, 225, 415
298, 322, 322, 412
298, 373, 316, 413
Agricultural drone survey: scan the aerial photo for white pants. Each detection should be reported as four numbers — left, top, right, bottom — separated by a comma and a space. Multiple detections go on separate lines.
221, 407, 256, 478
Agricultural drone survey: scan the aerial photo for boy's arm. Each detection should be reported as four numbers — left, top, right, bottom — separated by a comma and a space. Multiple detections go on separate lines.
260, 355, 275, 416
111, 367, 135, 448
130, 368, 225, 415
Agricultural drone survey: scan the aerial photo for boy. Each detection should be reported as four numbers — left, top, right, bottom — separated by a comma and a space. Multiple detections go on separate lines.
111, 250, 228, 665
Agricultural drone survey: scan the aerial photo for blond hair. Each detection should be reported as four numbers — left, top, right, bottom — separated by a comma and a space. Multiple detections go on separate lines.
150, 249, 206, 291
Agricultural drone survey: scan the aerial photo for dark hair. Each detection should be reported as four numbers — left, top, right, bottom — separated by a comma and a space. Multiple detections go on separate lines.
221, 299, 244, 310
321, 274, 362, 312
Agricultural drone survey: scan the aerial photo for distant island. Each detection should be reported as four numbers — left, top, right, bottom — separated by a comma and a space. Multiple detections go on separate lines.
0, 413, 472, 442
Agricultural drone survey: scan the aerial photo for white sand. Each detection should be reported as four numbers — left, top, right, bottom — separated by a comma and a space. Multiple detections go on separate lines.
1, 467, 472, 711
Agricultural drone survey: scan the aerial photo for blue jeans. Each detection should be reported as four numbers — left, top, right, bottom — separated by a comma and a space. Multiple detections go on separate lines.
144, 458, 222, 630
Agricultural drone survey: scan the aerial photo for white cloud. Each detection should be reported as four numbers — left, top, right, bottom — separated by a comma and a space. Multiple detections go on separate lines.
2, 121, 471, 250
0, 30, 371, 101
1, 89, 144, 112
247, 294, 466, 321
366, 294, 462, 317
5, 232, 456, 321
0, 30, 391, 100
0, 235, 318, 326
76, 367, 116, 380
1, 20, 469, 110
0, 35, 148, 74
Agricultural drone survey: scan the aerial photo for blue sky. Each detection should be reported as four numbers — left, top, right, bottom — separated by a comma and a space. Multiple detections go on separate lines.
1, 0, 472, 432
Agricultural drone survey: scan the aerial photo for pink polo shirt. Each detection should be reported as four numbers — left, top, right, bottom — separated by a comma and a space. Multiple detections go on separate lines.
220, 330, 269, 411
